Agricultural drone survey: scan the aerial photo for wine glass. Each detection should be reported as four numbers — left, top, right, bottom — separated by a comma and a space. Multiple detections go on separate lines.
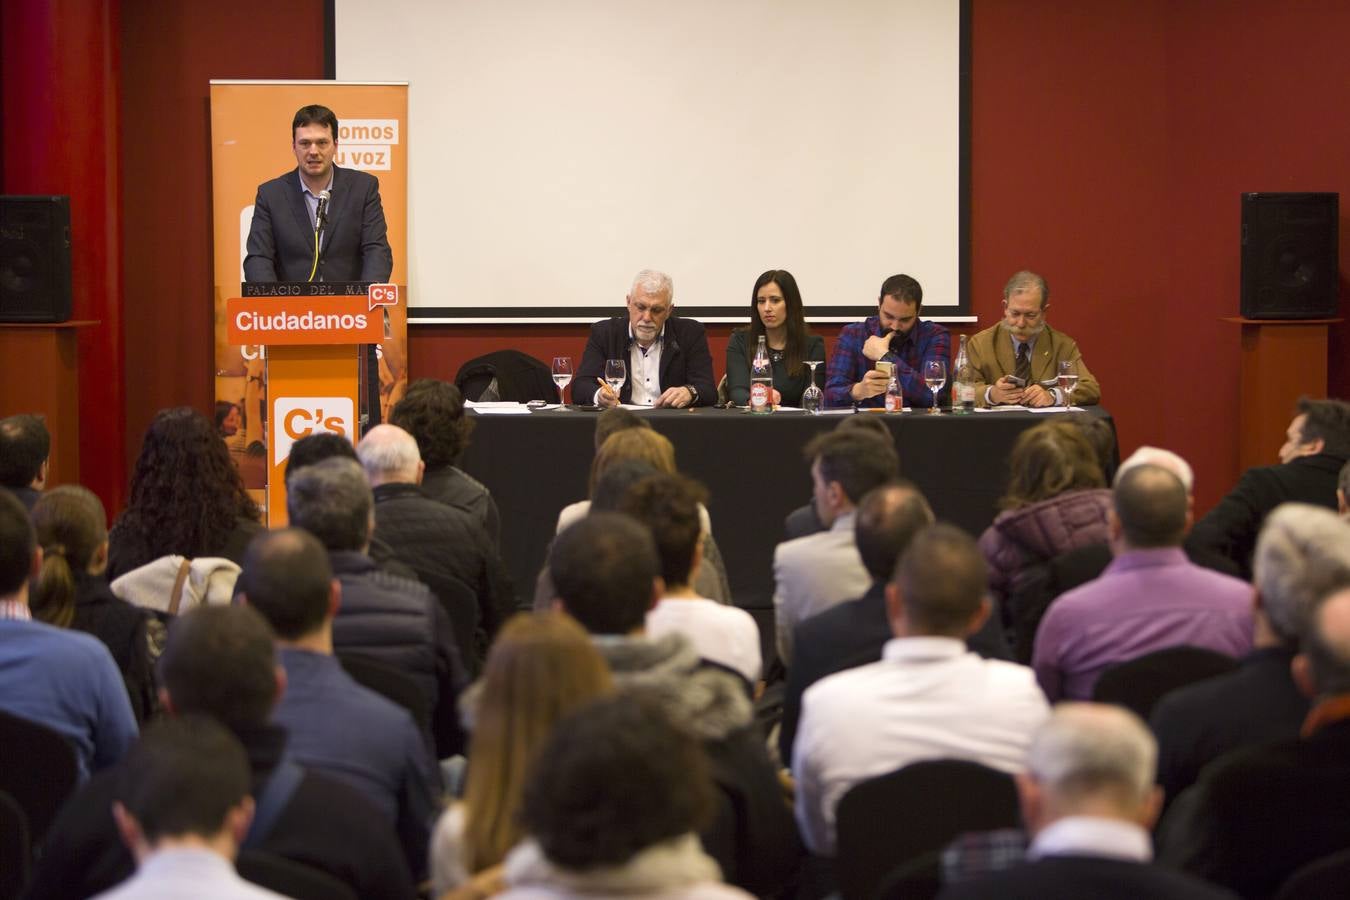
604, 358, 627, 404
923, 359, 947, 415
1057, 360, 1079, 408
801, 360, 823, 414
551, 356, 573, 409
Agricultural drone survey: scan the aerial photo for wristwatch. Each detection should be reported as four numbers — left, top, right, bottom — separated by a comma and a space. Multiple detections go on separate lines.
684, 384, 699, 405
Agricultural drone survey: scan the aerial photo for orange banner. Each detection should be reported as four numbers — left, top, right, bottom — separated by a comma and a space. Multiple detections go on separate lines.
226, 295, 387, 346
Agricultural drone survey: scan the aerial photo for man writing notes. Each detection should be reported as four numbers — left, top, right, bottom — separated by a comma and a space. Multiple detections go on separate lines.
967, 270, 1100, 408
824, 274, 950, 409
573, 270, 716, 408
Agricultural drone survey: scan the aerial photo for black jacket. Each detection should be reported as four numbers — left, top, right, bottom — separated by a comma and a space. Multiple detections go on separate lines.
939, 855, 1238, 900
420, 465, 501, 549
70, 574, 156, 724
572, 316, 716, 406
106, 514, 263, 582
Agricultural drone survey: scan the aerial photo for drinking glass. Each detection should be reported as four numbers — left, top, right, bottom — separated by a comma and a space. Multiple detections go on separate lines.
923, 359, 947, 415
802, 360, 823, 414
604, 358, 627, 404
1057, 360, 1079, 408
551, 357, 573, 409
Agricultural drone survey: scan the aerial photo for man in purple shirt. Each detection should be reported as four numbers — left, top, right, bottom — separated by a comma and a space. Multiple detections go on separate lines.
824, 274, 950, 409
1033, 464, 1253, 701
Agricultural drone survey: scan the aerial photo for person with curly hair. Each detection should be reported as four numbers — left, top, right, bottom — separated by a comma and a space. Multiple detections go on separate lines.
389, 378, 500, 547
107, 408, 262, 580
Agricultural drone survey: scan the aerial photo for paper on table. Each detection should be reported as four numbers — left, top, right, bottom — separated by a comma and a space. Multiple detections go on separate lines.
974, 406, 1030, 413
465, 400, 525, 408
1028, 406, 1085, 414
473, 406, 533, 415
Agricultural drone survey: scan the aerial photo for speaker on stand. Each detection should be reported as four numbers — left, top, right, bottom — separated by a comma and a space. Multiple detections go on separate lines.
1240, 192, 1339, 320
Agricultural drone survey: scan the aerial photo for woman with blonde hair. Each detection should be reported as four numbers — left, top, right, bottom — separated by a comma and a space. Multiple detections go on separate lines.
430, 610, 613, 896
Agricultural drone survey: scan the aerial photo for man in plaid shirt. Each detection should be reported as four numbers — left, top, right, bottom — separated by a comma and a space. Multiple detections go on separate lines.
824, 274, 950, 409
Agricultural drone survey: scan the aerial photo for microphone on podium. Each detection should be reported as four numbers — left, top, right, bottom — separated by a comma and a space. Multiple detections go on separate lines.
315, 189, 331, 233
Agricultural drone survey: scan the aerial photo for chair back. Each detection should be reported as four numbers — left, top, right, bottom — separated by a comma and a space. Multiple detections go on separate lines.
0, 710, 78, 853
1091, 645, 1237, 720
834, 759, 1019, 900
336, 651, 432, 737
0, 790, 31, 900
455, 350, 560, 403
237, 850, 359, 900
1275, 847, 1350, 900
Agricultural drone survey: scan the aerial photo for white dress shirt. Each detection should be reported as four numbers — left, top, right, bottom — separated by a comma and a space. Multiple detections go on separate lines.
91, 847, 288, 899
1029, 816, 1153, 862
792, 636, 1050, 855
771, 512, 870, 665
646, 597, 763, 683
628, 325, 664, 406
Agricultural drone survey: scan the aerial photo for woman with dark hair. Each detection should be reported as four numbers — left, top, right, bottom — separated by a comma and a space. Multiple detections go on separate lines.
725, 270, 825, 407
213, 401, 241, 437
389, 378, 500, 546
107, 407, 263, 580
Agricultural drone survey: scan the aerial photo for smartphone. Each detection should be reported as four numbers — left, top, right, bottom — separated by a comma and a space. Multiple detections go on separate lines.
1006, 375, 1027, 388
875, 360, 894, 377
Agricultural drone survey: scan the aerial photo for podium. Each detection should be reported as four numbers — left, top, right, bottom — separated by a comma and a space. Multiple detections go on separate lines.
228, 283, 398, 524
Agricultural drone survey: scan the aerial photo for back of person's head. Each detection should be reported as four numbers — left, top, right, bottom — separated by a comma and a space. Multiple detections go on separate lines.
464, 611, 613, 871
30, 486, 108, 628
123, 407, 259, 555
287, 457, 373, 552
520, 692, 713, 870
1065, 414, 1117, 484
590, 460, 659, 513
588, 428, 676, 497
1302, 587, 1350, 697
550, 512, 659, 634
1000, 419, 1105, 510
855, 481, 935, 582
237, 529, 334, 641
890, 523, 988, 637
390, 379, 473, 469
1296, 397, 1350, 458
1253, 504, 1350, 647
618, 474, 708, 589
834, 412, 892, 441
158, 605, 277, 730
594, 407, 652, 452
356, 424, 421, 485
1115, 445, 1194, 493
0, 414, 50, 488
804, 429, 900, 506
114, 715, 252, 850
0, 490, 35, 597
1024, 703, 1156, 821
1112, 464, 1188, 549
284, 432, 358, 486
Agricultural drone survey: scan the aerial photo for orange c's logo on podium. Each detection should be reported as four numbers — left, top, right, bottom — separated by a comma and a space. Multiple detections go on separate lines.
273, 396, 355, 466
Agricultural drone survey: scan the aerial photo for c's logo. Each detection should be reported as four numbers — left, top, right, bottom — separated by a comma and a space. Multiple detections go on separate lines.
272, 397, 354, 465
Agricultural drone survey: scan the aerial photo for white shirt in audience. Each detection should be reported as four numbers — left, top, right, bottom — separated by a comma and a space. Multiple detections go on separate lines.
91, 847, 287, 899
646, 597, 762, 684
556, 500, 712, 536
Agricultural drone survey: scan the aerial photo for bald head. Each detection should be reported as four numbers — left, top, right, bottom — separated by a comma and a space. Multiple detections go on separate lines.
1115, 446, 1194, 494
1112, 464, 1189, 549
356, 424, 422, 487
1303, 588, 1350, 697
854, 482, 934, 582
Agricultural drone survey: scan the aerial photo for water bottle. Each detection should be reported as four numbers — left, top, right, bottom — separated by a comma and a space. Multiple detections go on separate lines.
750, 335, 773, 414
884, 371, 903, 413
953, 334, 976, 415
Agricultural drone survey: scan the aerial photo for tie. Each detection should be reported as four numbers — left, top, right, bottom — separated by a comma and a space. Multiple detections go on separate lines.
1014, 343, 1031, 384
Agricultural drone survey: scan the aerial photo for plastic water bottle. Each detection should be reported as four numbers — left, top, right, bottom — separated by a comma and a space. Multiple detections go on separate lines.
750, 335, 773, 415
953, 334, 976, 415
884, 371, 903, 413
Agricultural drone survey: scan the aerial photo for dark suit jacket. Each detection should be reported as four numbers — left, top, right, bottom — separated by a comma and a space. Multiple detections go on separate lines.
243, 165, 394, 283
1189, 453, 1346, 580
938, 855, 1238, 900
572, 316, 716, 406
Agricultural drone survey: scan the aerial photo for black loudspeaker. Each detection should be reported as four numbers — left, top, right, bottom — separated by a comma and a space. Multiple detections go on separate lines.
1240, 192, 1339, 320
0, 196, 73, 323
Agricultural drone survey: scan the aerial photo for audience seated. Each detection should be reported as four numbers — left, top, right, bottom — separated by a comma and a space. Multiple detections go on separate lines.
237, 528, 440, 881
782, 415, 892, 541
773, 427, 899, 664
107, 408, 263, 580
548, 513, 802, 895
389, 378, 501, 547
937, 704, 1237, 900
357, 424, 516, 675
498, 692, 753, 900
430, 611, 613, 896
619, 473, 762, 684
793, 524, 1049, 856
0, 413, 49, 512
29, 605, 414, 899
96, 716, 286, 900
1150, 504, 1350, 804
287, 457, 465, 757
30, 486, 156, 724
1159, 581, 1350, 898
1033, 464, 1253, 701
1190, 397, 1350, 579
0, 490, 137, 782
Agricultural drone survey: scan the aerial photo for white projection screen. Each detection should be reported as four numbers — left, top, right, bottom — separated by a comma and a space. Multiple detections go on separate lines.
335, 0, 969, 323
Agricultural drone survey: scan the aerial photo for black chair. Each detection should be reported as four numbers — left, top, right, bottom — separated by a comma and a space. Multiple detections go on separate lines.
1091, 645, 1238, 720
875, 850, 942, 900
454, 350, 560, 403
237, 850, 359, 900
834, 759, 1020, 900
1275, 847, 1350, 900
0, 710, 78, 854
336, 651, 432, 737
0, 790, 31, 900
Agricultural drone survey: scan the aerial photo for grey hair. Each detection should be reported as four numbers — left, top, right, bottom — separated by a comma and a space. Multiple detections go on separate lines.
286, 457, 372, 552
1304, 587, 1350, 696
1027, 703, 1155, 804
1253, 503, 1350, 644
1115, 445, 1194, 493
1002, 270, 1049, 306
629, 270, 674, 303
356, 424, 421, 481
